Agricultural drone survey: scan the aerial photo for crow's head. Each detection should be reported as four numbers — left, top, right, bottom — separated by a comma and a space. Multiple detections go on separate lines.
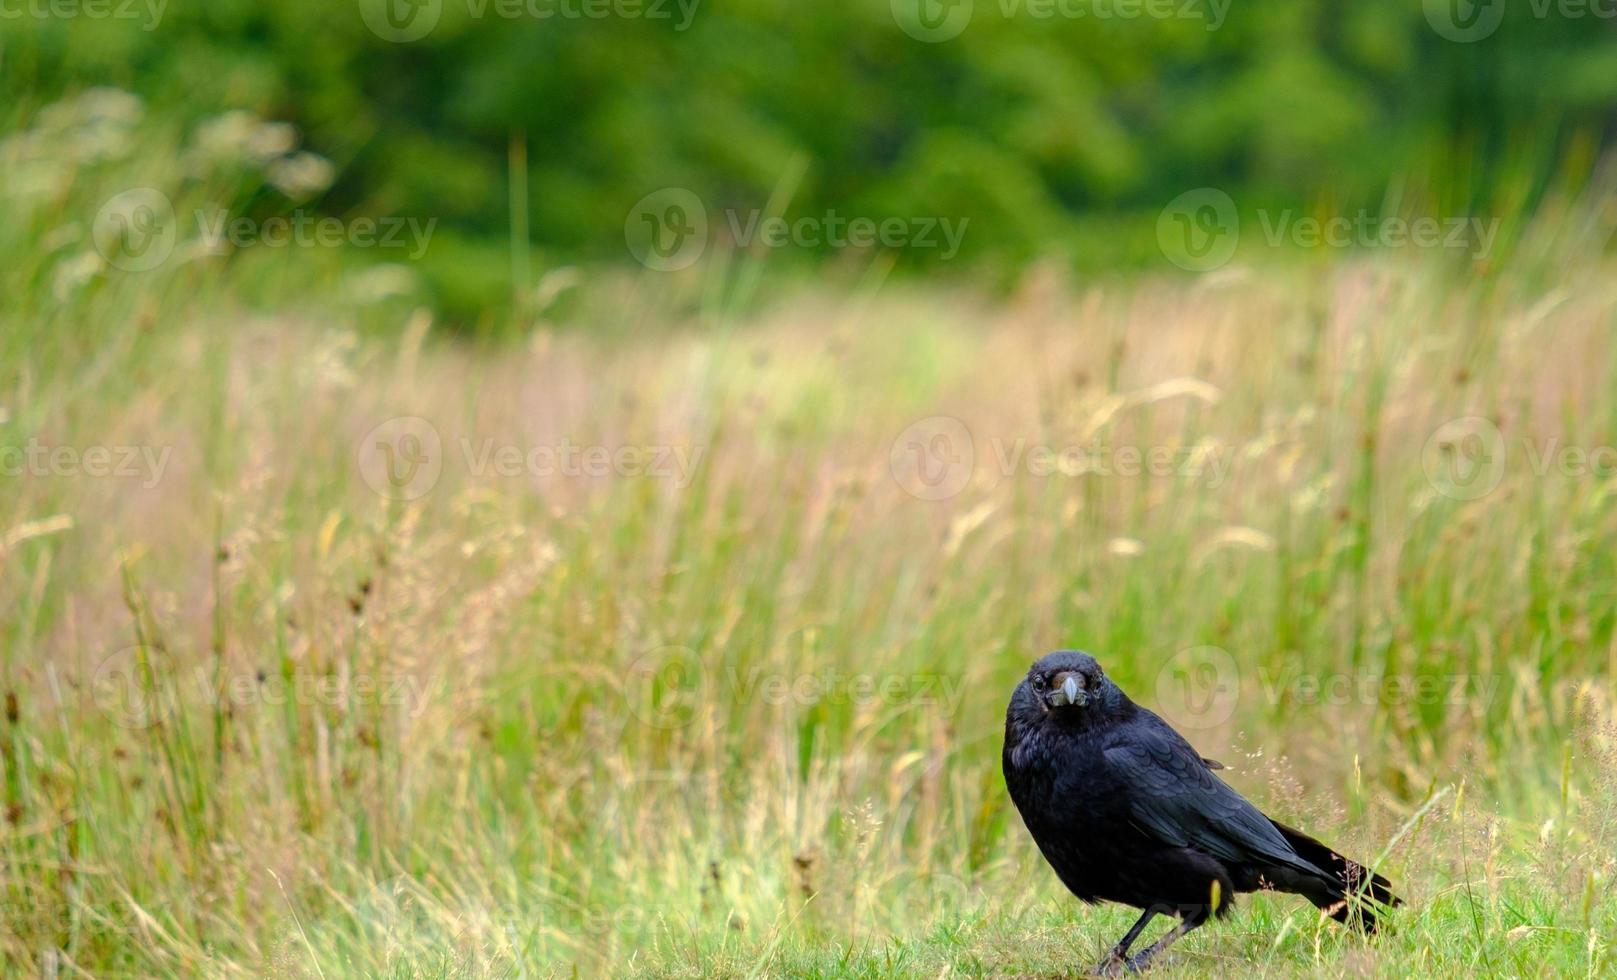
1010, 650, 1123, 725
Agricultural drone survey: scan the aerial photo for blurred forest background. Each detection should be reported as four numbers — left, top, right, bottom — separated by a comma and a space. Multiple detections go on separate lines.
6, 0, 1617, 317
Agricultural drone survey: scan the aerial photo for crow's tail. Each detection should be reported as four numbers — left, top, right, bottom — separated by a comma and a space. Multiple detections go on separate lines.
1271, 819, 1401, 933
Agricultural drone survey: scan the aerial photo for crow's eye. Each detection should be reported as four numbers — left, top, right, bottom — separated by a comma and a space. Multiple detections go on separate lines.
1031, 675, 1045, 690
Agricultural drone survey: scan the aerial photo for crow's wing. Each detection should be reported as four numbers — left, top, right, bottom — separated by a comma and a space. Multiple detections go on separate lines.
1102, 715, 1328, 878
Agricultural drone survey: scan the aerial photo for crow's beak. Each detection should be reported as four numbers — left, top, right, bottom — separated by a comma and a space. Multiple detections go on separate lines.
1046, 672, 1086, 708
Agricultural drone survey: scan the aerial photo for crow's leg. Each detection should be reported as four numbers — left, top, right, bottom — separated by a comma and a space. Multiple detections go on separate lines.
1091, 909, 1157, 976
1122, 916, 1203, 973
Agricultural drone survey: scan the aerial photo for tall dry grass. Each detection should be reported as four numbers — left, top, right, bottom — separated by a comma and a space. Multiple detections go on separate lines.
3, 98, 1617, 976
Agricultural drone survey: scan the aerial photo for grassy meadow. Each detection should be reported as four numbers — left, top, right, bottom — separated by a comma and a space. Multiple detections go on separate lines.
5, 104, 1617, 978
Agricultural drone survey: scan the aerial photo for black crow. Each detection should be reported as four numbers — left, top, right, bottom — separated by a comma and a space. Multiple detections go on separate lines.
1003, 650, 1398, 974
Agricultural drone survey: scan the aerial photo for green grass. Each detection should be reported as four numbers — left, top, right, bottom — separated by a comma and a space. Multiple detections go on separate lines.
4, 101, 1617, 978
